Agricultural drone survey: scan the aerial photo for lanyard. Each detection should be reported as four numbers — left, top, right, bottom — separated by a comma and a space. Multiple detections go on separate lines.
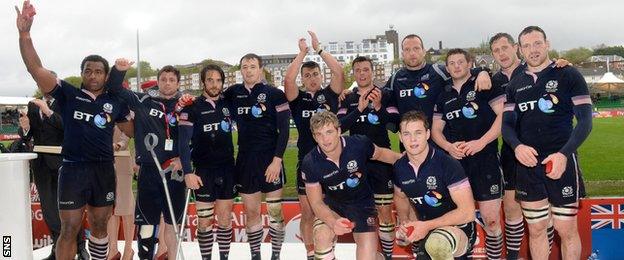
159, 102, 171, 139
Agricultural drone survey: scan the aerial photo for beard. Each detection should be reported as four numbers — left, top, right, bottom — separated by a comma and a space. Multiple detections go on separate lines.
205, 87, 221, 98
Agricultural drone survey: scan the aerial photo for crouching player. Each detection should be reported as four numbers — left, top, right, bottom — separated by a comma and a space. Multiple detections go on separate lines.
394, 111, 476, 260
301, 111, 401, 260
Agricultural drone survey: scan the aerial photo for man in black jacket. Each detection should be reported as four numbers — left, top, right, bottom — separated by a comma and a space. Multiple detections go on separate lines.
19, 94, 88, 259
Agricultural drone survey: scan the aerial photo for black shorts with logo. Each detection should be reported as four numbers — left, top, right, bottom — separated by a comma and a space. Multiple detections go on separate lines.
500, 145, 518, 191
515, 152, 585, 206
58, 161, 116, 210
134, 163, 186, 225
235, 150, 285, 194
194, 163, 237, 202
324, 198, 378, 233
459, 152, 504, 202
367, 160, 394, 196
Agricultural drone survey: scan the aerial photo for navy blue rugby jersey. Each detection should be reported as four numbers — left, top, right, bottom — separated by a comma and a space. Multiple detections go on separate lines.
179, 97, 234, 167
492, 64, 524, 156
337, 87, 399, 148
222, 83, 290, 153
393, 146, 469, 221
301, 135, 375, 204
290, 87, 339, 160
433, 76, 505, 155
108, 83, 182, 164
504, 63, 591, 156
383, 64, 451, 121
51, 79, 130, 162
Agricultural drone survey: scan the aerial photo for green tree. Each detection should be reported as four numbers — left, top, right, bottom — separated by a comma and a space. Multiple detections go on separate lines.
33, 89, 43, 98
64, 76, 82, 88
548, 50, 560, 59
228, 65, 240, 73
263, 69, 274, 86
200, 59, 231, 68
343, 63, 354, 88
593, 45, 624, 58
562, 47, 593, 64
32, 76, 81, 97
125, 61, 157, 80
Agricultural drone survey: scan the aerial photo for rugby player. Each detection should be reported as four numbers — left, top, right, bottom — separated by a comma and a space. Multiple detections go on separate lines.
179, 64, 235, 259
283, 31, 344, 259
395, 111, 477, 260
502, 26, 592, 260
337, 56, 399, 259
301, 111, 401, 260
431, 48, 505, 259
16, 2, 132, 259
108, 61, 188, 259
222, 53, 291, 260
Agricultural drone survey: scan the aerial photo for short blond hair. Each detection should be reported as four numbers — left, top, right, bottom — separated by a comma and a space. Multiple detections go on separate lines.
309, 111, 340, 132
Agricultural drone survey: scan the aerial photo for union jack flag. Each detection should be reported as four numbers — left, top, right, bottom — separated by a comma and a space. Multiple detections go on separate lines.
590, 203, 624, 229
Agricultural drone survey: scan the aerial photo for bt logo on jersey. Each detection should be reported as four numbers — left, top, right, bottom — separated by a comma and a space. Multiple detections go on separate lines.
445, 109, 461, 120
73, 111, 94, 121
237, 107, 251, 115
73, 111, 110, 128
518, 94, 559, 113
301, 110, 317, 118
538, 94, 559, 113
518, 100, 538, 112
462, 102, 479, 119
149, 108, 165, 118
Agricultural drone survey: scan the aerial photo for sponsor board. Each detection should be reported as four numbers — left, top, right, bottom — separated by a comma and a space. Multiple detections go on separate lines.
30, 184, 619, 258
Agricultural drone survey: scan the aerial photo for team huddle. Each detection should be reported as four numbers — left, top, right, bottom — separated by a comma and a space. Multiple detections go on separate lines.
16, 1, 593, 260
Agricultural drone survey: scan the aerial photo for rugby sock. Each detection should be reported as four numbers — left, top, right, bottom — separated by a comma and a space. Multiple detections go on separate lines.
247, 226, 263, 260
217, 226, 233, 260
315, 247, 336, 260
267, 198, 285, 260
197, 228, 214, 260
412, 242, 419, 257
547, 221, 555, 253
485, 233, 504, 260
88, 235, 108, 260
379, 223, 395, 260
269, 224, 285, 259
505, 218, 524, 259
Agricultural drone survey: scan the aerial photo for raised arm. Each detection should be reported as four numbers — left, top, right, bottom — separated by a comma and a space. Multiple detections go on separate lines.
309, 31, 344, 95
16, 1, 57, 94
284, 38, 308, 101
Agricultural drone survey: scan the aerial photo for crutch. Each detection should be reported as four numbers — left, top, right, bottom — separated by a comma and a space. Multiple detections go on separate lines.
144, 133, 185, 260
175, 188, 193, 259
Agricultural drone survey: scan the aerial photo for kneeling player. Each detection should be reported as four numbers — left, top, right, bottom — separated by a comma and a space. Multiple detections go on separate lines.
179, 64, 235, 259
301, 111, 401, 260
394, 111, 476, 260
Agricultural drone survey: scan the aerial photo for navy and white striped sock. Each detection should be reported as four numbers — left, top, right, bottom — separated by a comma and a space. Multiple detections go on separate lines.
88, 235, 109, 260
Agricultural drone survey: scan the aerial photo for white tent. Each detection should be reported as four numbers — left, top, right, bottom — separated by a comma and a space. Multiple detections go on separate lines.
0, 96, 33, 106
594, 72, 624, 96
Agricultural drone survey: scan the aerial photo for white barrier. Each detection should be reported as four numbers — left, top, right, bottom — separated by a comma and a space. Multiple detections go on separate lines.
0, 153, 37, 259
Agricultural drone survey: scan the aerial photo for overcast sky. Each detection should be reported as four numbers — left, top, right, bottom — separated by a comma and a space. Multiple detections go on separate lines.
2, 0, 622, 97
